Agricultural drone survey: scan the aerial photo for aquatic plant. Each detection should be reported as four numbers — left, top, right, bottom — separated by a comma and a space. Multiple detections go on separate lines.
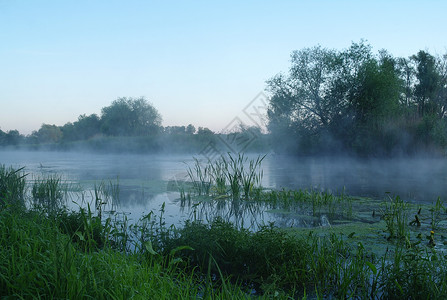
184, 153, 265, 200
186, 158, 212, 196
381, 196, 408, 240
208, 158, 227, 195
3, 164, 447, 298
31, 175, 65, 214
91, 178, 120, 219
430, 197, 444, 230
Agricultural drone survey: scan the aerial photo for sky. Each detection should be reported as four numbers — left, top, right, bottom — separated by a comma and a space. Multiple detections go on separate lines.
1, 0, 446, 135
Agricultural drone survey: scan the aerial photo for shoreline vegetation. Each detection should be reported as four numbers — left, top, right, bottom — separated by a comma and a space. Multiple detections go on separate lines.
0, 133, 270, 155
2, 42, 447, 157
1, 155, 447, 299
2, 41, 447, 297
0, 96, 271, 155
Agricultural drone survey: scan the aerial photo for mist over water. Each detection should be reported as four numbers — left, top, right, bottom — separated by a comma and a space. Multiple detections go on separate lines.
2, 150, 446, 202
1, 150, 446, 227
266, 155, 447, 203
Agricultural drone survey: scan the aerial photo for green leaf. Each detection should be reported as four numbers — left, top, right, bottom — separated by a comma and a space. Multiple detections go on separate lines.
365, 261, 377, 276
169, 258, 183, 266
75, 231, 85, 241
170, 245, 194, 256
144, 241, 158, 255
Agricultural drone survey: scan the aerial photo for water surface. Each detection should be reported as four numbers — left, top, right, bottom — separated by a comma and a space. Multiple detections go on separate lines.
1, 150, 446, 228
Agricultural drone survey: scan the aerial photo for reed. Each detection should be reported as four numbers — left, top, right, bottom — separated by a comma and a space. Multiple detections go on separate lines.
91, 178, 120, 220
0, 165, 26, 208
381, 196, 409, 240
31, 175, 65, 214
430, 197, 444, 230
3, 164, 447, 298
184, 153, 265, 201
186, 158, 212, 196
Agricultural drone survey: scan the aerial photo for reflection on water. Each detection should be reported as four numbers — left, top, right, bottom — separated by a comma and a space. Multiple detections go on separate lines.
266, 155, 447, 203
1, 150, 447, 228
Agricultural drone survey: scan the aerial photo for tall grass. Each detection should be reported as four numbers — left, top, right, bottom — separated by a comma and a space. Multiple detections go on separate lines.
2, 164, 447, 298
92, 178, 120, 219
185, 153, 265, 200
0, 167, 254, 299
0, 207, 235, 299
31, 175, 65, 214
186, 157, 212, 196
0, 165, 26, 208
381, 196, 409, 239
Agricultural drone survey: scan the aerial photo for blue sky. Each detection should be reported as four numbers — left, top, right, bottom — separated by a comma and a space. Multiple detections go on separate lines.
1, 0, 446, 134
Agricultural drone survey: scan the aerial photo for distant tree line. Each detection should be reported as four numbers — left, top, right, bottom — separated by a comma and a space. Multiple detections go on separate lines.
267, 41, 447, 156
0, 97, 268, 153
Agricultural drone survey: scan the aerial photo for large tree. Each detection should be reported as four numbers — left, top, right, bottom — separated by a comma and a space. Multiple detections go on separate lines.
412, 50, 442, 117
267, 41, 404, 155
100, 97, 162, 136
33, 124, 63, 144
267, 45, 344, 152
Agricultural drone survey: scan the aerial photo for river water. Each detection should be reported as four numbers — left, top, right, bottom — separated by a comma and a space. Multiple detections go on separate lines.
1, 150, 447, 228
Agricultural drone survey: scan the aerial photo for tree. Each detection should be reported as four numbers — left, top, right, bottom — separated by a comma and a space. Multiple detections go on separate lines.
267, 43, 366, 153
347, 51, 403, 154
34, 124, 63, 144
267, 41, 404, 155
100, 97, 162, 136
267, 45, 341, 153
0, 129, 6, 146
412, 51, 441, 117
165, 126, 186, 135
197, 127, 214, 135
397, 57, 417, 110
4, 130, 23, 146
74, 114, 101, 139
186, 124, 196, 134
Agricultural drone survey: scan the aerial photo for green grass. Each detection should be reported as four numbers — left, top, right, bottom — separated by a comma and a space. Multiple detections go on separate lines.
0, 165, 26, 208
2, 163, 447, 298
0, 200, 255, 299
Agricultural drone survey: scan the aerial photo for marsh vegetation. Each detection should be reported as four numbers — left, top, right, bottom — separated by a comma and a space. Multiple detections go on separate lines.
2, 41, 447, 298
2, 154, 447, 299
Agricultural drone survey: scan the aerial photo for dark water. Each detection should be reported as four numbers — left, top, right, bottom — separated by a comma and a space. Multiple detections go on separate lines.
264, 155, 447, 203
1, 150, 446, 227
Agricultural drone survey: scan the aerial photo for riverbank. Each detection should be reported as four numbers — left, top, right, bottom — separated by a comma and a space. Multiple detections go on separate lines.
2, 164, 447, 298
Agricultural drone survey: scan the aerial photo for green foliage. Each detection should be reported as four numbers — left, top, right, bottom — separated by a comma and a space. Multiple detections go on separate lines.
267, 41, 447, 156
101, 97, 162, 136
381, 196, 409, 240
32, 124, 63, 144
0, 165, 26, 208
0, 207, 230, 299
2, 165, 447, 298
185, 153, 265, 200
412, 50, 442, 117
0, 130, 23, 146
161, 218, 309, 294
31, 175, 65, 214
0, 169, 252, 298
380, 247, 447, 299
60, 114, 101, 142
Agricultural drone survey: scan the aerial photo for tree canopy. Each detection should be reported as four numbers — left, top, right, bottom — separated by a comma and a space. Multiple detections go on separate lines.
267, 42, 447, 156
100, 97, 162, 136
